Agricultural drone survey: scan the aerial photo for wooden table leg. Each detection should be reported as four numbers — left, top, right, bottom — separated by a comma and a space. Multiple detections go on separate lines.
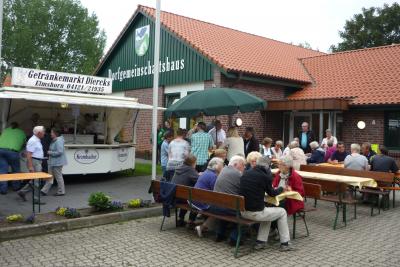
32, 182, 35, 214
38, 179, 41, 213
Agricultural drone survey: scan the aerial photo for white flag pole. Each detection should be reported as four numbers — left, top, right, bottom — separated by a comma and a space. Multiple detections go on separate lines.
151, 0, 161, 180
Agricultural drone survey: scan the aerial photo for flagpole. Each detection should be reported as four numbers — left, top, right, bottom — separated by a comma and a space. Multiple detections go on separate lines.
151, 0, 161, 180
0, 0, 3, 86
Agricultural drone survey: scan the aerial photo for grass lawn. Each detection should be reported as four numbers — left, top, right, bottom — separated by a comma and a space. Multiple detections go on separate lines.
115, 162, 162, 177
133, 162, 162, 176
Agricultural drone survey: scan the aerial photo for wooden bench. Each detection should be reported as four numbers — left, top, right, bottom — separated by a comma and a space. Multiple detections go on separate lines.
151, 180, 258, 258
300, 168, 357, 230
0, 172, 52, 213
303, 177, 355, 230
301, 165, 395, 215
292, 182, 320, 238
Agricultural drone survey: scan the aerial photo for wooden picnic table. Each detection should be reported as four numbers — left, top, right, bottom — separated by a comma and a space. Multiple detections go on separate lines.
317, 163, 344, 168
0, 172, 52, 213
317, 162, 400, 179
271, 168, 377, 188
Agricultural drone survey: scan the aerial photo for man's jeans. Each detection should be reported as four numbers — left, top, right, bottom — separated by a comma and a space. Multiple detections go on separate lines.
241, 207, 290, 243
0, 148, 21, 193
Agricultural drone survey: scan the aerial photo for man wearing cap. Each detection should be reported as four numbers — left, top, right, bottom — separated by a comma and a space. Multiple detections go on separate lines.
17, 126, 46, 204
0, 122, 26, 194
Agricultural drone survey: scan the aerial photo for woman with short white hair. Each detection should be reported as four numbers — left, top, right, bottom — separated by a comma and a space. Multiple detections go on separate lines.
193, 157, 224, 200
271, 140, 283, 160
321, 129, 338, 150
246, 151, 263, 170
272, 155, 305, 215
306, 141, 325, 164
290, 143, 307, 170
344, 143, 369, 170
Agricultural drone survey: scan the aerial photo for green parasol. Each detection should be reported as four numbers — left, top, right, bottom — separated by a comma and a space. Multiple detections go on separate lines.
165, 88, 266, 118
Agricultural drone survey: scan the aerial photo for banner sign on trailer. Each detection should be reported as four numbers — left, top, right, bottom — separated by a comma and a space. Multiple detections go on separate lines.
11, 67, 112, 94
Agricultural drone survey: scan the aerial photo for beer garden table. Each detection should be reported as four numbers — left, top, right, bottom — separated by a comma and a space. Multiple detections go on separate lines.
271, 168, 377, 188
265, 191, 303, 206
317, 162, 400, 180
0, 172, 52, 213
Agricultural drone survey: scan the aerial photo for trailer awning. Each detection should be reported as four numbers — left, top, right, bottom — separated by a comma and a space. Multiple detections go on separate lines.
0, 87, 161, 110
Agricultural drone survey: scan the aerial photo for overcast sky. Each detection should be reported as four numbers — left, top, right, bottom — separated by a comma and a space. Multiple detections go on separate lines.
80, 0, 398, 53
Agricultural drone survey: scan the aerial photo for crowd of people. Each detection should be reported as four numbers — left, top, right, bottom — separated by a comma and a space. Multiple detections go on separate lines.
296, 122, 399, 173
0, 123, 68, 204
157, 119, 399, 251
157, 120, 302, 251
169, 149, 297, 251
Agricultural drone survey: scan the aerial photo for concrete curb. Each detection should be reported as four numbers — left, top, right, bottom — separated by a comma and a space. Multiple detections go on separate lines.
0, 206, 162, 242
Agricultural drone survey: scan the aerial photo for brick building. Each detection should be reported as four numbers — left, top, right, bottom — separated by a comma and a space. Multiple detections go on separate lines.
95, 5, 400, 160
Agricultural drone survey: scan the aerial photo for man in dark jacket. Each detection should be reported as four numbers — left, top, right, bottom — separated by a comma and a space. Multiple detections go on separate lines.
371, 145, 399, 173
243, 127, 259, 158
298, 122, 315, 153
307, 141, 325, 164
240, 156, 293, 251
171, 154, 199, 187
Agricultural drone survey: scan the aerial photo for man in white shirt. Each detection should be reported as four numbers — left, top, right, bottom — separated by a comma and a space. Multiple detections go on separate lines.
208, 120, 226, 148
18, 126, 46, 204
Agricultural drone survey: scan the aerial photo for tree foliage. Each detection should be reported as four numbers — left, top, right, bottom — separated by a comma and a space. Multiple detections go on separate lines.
331, 3, 400, 52
3, 0, 106, 75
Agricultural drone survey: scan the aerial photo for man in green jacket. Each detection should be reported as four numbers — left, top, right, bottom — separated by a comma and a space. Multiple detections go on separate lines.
0, 122, 26, 194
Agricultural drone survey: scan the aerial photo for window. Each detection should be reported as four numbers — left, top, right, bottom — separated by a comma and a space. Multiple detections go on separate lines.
385, 111, 400, 149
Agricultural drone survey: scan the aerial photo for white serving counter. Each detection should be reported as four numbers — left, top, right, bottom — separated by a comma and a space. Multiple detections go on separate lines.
63, 143, 135, 175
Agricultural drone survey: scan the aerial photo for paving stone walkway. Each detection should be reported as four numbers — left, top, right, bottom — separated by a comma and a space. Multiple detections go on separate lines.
1, 198, 400, 266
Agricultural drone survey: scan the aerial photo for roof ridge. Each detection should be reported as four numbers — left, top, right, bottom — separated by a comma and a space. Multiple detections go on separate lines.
296, 59, 316, 86
138, 5, 324, 55
300, 43, 400, 61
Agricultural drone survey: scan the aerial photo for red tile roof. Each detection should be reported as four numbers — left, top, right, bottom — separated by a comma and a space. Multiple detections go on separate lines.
288, 44, 400, 105
96, 5, 324, 84
139, 6, 326, 83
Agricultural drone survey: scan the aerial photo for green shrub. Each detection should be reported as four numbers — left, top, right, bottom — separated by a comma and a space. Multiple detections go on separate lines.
88, 192, 111, 211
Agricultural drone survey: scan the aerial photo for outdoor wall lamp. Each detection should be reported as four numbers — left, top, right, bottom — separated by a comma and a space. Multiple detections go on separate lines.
235, 118, 243, 127
60, 103, 69, 109
357, 121, 366, 129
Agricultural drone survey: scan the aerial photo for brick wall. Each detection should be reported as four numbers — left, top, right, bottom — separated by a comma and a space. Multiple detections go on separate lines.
264, 111, 284, 142
342, 110, 384, 148
124, 87, 165, 158
342, 109, 400, 165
